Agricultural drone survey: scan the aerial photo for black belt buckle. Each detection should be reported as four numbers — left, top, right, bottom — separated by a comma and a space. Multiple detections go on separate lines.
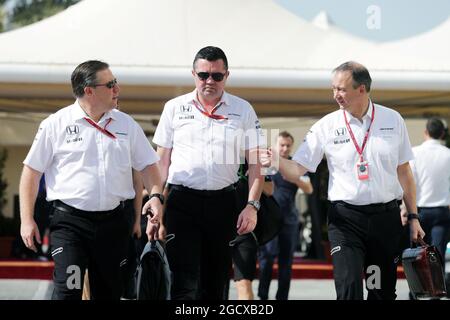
52, 200, 73, 213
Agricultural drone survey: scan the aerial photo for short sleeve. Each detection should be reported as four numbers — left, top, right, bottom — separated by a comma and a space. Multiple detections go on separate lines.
153, 101, 174, 148
130, 119, 160, 171
292, 122, 325, 173
243, 105, 266, 150
23, 118, 54, 173
397, 116, 414, 165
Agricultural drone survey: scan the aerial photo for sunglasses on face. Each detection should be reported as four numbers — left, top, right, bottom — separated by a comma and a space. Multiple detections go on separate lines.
91, 78, 118, 89
196, 72, 226, 82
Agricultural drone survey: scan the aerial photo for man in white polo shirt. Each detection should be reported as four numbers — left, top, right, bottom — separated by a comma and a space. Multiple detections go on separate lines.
260, 61, 424, 300
19, 60, 163, 300
410, 118, 450, 272
153, 46, 265, 300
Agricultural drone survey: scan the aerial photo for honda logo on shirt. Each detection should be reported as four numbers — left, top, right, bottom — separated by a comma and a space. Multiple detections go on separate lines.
180, 105, 192, 113
335, 127, 347, 136
66, 125, 80, 135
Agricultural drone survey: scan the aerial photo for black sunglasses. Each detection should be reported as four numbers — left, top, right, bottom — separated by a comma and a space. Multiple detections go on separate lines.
91, 78, 118, 89
196, 72, 226, 82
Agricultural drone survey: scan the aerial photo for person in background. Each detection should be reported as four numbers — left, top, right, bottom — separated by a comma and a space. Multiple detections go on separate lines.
121, 170, 144, 299
258, 131, 313, 300
225, 163, 274, 300
409, 118, 450, 270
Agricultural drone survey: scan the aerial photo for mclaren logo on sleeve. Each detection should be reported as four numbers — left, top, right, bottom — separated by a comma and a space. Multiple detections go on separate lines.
303, 130, 313, 142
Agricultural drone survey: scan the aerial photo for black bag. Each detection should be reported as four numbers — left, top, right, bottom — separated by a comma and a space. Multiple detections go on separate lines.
136, 236, 173, 300
401, 237, 447, 299
253, 193, 283, 246
235, 178, 282, 246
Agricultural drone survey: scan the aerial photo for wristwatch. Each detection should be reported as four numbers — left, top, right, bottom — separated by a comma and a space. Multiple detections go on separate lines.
149, 193, 165, 205
407, 213, 419, 221
247, 200, 261, 211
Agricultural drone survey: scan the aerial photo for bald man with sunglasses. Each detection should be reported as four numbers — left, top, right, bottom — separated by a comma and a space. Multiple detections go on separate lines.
153, 46, 265, 300
20, 60, 163, 300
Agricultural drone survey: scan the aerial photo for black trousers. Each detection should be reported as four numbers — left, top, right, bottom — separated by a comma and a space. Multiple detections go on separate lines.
418, 206, 450, 271
327, 200, 403, 300
49, 200, 132, 300
164, 185, 237, 300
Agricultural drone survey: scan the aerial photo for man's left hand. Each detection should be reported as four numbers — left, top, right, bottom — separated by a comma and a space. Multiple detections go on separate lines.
145, 220, 160, 241
142, 197, 163, 224
409, 219, 425, 242
236, 205, 258, 235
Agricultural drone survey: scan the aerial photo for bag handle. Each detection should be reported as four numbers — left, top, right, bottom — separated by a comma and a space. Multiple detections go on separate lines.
165, 233, 175, 243
229, 232, 258, 247
410, 235, 428, 248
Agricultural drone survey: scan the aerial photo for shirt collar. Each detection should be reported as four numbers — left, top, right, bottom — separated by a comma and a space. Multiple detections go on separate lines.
71, 100, 88, 121
189, 89, 230, 107
344, 99, 374, 123
71, 100, 117, 123
104, 109, 117, 122
423, 139, 443, 146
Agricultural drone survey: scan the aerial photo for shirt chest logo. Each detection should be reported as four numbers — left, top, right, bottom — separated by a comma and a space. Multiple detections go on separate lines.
333, 127, 350, 144
65, 124, 83, 143
335, 127, 347, 136
178, 105, 195, 120
66, 125, 80, 135
333, 138, 350, 145
180, 105, 192, 113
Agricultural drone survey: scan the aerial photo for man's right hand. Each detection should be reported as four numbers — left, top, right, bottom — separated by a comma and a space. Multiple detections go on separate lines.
259, 148, 275, 168
20, 219, 41, 253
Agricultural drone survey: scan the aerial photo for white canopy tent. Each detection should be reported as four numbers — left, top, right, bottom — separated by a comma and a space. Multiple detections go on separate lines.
1, 0, 449, 89
0, 0, 448, 218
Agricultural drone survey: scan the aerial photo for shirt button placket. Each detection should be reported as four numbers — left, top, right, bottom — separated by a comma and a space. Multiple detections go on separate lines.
207, 119, 214, 189
97, 131, 106, 210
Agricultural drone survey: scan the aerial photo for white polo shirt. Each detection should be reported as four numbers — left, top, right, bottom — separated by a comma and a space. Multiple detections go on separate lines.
410, 139, 450, 207
24, 101, 159, 211
153, 90, 265, 190
293, 101, 414, 205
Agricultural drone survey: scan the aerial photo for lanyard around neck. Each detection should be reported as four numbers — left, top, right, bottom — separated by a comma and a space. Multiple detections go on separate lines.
343, 101, 375, 162
192, 100, 228, 120
84, 117, 116, 139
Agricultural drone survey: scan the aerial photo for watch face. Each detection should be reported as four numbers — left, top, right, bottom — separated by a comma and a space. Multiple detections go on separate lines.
249, 200, 260, 210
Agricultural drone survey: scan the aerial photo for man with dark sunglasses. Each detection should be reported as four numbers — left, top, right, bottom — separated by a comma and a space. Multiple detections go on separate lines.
153, 46, 265, 300
19, 60, 164, 300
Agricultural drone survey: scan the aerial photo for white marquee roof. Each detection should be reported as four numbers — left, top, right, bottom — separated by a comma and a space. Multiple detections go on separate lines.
0, 0, 449, 90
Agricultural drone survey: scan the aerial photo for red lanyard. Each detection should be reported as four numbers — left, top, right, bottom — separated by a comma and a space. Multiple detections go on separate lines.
343, 102, 375, 162
192, 100, 228, 120
84, 117, 116, 139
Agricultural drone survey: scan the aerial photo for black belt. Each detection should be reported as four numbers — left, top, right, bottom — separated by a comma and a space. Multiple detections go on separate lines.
332, 199, 400, 214
52, 199, 132, 220
169, 184, 236, 197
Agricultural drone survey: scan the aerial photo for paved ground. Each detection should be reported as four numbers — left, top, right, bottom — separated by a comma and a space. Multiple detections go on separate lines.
0, 279, 413, 300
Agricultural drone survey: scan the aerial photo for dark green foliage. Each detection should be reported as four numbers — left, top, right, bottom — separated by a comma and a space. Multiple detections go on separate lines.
1, 0, 80, 32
